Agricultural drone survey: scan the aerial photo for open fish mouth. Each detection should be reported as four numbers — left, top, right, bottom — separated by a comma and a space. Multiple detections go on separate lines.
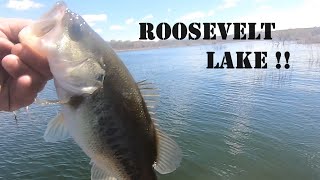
30, 19, 56, 37
18, 1, 69, 57
34, 1, 67, 36
40, 1, 67, 20
27, 1, 67, 37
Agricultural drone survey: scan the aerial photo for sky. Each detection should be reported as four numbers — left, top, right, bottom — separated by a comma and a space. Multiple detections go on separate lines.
0, 0, 319, 41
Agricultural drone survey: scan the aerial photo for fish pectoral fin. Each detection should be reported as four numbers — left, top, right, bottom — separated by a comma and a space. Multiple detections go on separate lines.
91, 162, 117, 180
43, 113, 70, 142
153, 129, 182, 174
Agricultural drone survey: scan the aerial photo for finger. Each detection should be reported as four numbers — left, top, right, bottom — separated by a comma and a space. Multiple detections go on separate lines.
11, 43, 52, 80
2, 54, 30, 78
0, 37, 14, 61
10, 75, 46, 111
0, 78, 9, 111
0, 18, 33, 43
0, 37, 14, 53
0, 55, 48, 111
0, 64, 9, 111
0, 62, 9, 90
10, 76, 35, 110
0, 56, 10, 106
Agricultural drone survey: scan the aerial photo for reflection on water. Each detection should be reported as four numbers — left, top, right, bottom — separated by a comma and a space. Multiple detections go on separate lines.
0, 41, 320, 180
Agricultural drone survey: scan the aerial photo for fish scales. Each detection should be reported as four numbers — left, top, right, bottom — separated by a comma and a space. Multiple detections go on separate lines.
78, 85, 157, 179
18, 1, 182, 180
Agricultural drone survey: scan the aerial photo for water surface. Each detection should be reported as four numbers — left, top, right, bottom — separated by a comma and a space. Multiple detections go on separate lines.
0, 41, 320, 180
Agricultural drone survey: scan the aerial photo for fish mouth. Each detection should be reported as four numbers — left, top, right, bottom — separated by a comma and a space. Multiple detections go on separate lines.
32, 1, 67, 37
40, 1, 67, 20
18, 1, 68, 57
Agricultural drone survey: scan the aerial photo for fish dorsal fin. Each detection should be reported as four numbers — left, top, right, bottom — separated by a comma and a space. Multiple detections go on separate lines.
43, 113, 70, 142
153, 129, 182, 174
137, 79, 159, 119
137, 80, 159, 100
91, 162, 117, 180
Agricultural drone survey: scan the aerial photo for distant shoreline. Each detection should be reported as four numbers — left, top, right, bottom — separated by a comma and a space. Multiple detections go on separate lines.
113, 44, 203, 52
111, 26, 320, 52
114, 46, 163, 52
113, 41, 233, 52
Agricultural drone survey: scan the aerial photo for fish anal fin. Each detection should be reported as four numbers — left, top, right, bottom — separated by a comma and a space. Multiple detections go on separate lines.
91, 161, 117, 180
153, 129, 182, 174
43, 113, 70, 142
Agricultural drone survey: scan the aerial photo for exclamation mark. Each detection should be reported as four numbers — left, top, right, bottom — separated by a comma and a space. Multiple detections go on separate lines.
284, 52, 290, 69
276, 51, 281, 69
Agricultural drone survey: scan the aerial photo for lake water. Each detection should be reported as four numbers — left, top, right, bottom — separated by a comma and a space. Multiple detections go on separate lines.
0, 41, 320, 180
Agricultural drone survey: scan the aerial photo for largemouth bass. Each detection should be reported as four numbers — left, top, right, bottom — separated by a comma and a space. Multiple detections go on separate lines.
18, 1, 181, 179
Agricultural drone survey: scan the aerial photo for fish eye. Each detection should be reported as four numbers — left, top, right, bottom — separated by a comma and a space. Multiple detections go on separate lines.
68, 22, 83, 41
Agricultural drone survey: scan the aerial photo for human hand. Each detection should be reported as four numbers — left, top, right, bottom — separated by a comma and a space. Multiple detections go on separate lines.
0, 18, 52, 111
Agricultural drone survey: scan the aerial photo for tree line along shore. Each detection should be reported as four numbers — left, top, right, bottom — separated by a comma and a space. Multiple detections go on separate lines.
109, 27, 320, 52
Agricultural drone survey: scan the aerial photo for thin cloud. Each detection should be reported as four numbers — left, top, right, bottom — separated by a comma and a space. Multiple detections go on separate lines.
94, 28, 103, 33
218, 0, 240, 10
125, 18, 135, 25
110, 25, 124, 31
82, 14, 107, 26
234, 0, 320, 30
126, 14, 153, 25
257, 5, 272, 11
208, 10, 214, 16
177, 11, 206, 22
255, 0, 267, 3
177, 10, 214, 22
141, 14, 153, 21
6, 0, 43, 10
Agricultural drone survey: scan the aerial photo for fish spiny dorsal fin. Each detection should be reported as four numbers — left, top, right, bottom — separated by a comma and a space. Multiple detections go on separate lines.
153, 129, 182, 174
137, 80, 158, 91
91, 161, 117, 180
137, 79, 159, 121
137, 80, 159, 98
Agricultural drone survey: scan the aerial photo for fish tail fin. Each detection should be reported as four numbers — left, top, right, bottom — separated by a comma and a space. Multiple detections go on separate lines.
153, 129, 182, 174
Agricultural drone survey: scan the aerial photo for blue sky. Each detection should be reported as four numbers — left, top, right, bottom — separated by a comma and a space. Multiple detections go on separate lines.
0, 0, 318, 40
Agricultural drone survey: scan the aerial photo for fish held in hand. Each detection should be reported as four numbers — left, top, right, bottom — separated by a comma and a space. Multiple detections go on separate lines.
19, 1, 182, 179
